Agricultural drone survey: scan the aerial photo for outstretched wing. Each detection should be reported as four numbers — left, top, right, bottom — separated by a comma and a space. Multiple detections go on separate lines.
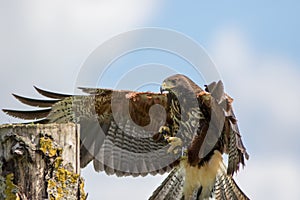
205, 81, 249, 175
148, 76, 249, 200
3, 87, 180, 177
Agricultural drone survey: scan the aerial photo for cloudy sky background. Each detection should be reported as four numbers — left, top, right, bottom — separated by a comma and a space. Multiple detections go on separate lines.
1, 1, 300, 199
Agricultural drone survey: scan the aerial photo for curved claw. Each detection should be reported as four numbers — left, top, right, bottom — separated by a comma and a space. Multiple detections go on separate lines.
152, 126, 171, 142
166, 137, 183, 154
159, 126, 171, 136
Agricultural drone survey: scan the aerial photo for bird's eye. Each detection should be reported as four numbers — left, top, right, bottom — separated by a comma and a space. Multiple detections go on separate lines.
171, 80, 176, 84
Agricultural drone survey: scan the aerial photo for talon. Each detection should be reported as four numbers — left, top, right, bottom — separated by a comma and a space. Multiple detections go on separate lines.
181, 148, 188, 159
159, 126, 171, 136
166, 137, 181, 144
159, 126, 172, 143
153, 126, 171, 142
166, 137, 183, 154
173, 148, 179, 154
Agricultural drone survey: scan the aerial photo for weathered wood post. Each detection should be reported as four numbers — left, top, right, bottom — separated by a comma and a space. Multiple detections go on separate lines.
0, 123, 86, 200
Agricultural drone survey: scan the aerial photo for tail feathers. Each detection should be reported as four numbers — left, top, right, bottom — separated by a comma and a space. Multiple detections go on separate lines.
149, 167, 184, 200
214, 173, 250, 200
148, 166, 249, 200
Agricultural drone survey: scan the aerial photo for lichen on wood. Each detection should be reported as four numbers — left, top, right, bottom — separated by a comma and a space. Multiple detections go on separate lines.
39, 134, 61, 158
0, 123, 85, 200
1, 173, 20, 200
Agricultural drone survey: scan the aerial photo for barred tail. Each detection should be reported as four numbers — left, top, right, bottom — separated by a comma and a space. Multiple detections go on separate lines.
149, 167, 184, 200
149, 165, 249, 200
214, 172, 250, 200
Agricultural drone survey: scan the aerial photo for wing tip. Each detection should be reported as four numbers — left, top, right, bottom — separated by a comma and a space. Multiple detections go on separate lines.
2, 109, 21, 119
33, 86, 70, 99
2, 108, 10, 115
10, 93, 58, 108
2, 108, 51, 120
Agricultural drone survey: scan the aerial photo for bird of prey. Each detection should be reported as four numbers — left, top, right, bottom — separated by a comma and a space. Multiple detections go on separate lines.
3, 74, 249, 200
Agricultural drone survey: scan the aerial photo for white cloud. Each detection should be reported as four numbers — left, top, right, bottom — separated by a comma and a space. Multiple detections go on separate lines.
210, 26, 300, 142
236, 158, 300, 200
81, 164, 168, 200
0, 1, 165, 199
210, 26, 300, 199
0, 0, 162, 93
2, 3, 300, 199
23, 0, 161, 36
0, 0, 162, 115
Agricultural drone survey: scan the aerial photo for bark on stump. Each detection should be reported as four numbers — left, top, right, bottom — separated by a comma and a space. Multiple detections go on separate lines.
0, 123, 86, 200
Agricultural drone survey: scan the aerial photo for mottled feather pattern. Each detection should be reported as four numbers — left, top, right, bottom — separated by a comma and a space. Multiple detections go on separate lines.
92, 118, 179, 176
227, 126, 240, 176
204, 81, 249, 176
149, 167, 184, 200
214, 172, 250, 200
226, 111, 249, 176
2, 75, 249, 199
158, 75, 249, 199
3, 86, 179, 176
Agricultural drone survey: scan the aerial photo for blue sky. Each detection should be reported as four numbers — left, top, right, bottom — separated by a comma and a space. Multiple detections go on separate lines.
1, 1, 300, 199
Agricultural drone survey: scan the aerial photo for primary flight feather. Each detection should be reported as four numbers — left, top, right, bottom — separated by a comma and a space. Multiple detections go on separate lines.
3, 74, 249, 200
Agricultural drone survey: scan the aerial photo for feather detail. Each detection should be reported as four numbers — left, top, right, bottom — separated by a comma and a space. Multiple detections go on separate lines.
3, 74, 249, 197
227, 110, 249, 175
12, 93, 58, 107
149, 167, 184, 200
2, 109, 51, 120
214, 170, 250, 200
34, 86, 71, 99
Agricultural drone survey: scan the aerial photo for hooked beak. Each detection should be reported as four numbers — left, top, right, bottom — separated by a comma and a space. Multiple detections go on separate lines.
160, 82, 171, 94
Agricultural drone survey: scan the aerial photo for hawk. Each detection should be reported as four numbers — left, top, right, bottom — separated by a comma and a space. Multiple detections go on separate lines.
3, 74, 249, 200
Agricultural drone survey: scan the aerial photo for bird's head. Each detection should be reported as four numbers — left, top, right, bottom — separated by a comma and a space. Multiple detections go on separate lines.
160, 74, 203, 97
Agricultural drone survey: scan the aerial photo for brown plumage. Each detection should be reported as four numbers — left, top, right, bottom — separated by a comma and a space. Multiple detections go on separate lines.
3, 74, 249, 199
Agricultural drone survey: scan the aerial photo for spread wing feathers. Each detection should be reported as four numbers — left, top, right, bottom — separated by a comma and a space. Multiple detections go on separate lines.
12, 93, 59, 107
3, 87, 180, 177
226, 111, 249, 176
148, 165, 249, 200
205, 81, 249, 175
2, 108, 51, 120
214, 173, 250, 200
148, 167, 184, 200
33, 86, 71, 99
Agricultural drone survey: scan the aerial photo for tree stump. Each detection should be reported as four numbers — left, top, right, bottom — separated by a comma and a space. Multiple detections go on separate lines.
0, 123, 86, 200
